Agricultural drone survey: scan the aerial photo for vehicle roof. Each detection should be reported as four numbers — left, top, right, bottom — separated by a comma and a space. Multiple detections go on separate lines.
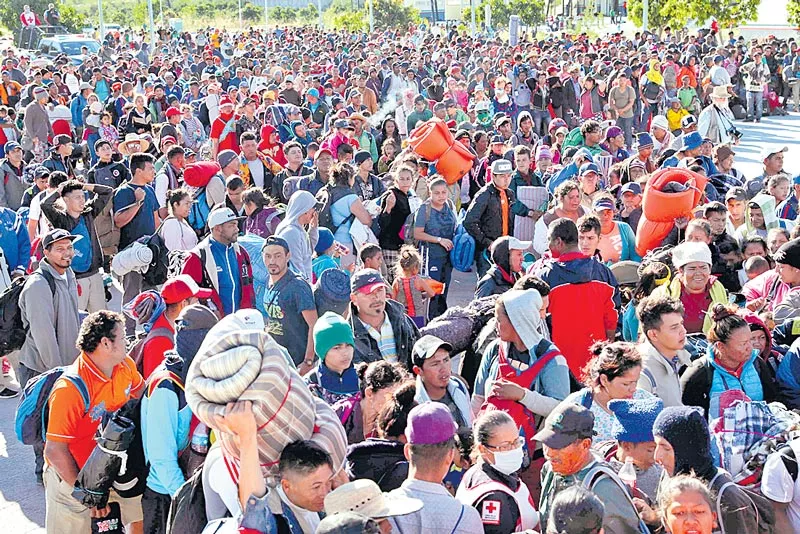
42, 35, 99, 42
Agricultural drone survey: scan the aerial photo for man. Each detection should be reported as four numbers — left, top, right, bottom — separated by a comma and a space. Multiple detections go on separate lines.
388, 403, 483, 533
713, 144, 746, 190
272, 141, 313, 204
40, 179, 112, 313
0, 206, 29, 397
726, 186, 748, 234
742, 49, 770, 122
41, 134, 75, 179
411, 336, 472, 429
618, 182, 642, 235
27, 170, 69, 242
181, 207, 255, 317
238, 131, 281, 190
636, 295, 690, 407
19, 228, 82, 483
748, 145, 788, 200
305, 88, 329, 132
562, 64, 582, 126
652, 241, 727, 335
534, 218, 619, 379
351, 115, 378, 163
298, 147, 333, 197
209, 96, 238, 158
464, 159, 518, 277
24, 86, 54, 153
43, 3, 60, 25
262, 235, 318, 373
577, 214, 602, 258
743, 238, 800, 318
154, 145, 185, 218
353, 150, 386, 202
669, 114, 699, 152
275, 190, 319, 282
661, 131, 703, 168
536, 403, 646, 534
406, 95, 433, 133
113, 153, 160, 335
609, 73, 636, 149
348, 268, 419, 369
236, 96, 262, 140
44, 310, 144, 533
87, 139, 130, 188
508, 145, 544, 215
0, 141, 27, 210
698, 85, 737, 145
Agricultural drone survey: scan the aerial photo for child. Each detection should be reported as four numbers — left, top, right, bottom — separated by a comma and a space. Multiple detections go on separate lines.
677, 75, 700, 115
304, 311, 359, 405
391, 245, 436, 328
359, 242, 385, 272
766, 173, 791, 205
98, 111, 120, 149
377, 139, 398, 175
666, 98, 690, 134
312, 227, 349, 283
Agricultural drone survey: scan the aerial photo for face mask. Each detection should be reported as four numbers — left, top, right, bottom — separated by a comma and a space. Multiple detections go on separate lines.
492, 446, 524, 475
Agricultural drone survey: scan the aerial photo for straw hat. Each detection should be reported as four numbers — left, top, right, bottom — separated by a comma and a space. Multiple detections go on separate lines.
118, 133, 150, 155
711, 85, 731, 99
324, 480, 422, 520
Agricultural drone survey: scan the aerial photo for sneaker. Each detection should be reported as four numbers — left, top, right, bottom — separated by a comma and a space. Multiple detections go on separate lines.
0, 387, 20, 399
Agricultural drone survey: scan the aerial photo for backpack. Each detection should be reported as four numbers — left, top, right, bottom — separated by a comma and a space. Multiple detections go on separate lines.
126, 326, 174, 376
0, 270, 56, 357
136, 222, 170, 287
166, 464, 208, 534
450, 209, 475, 272
642, 80, 661, 102
317, 185, 355, 235
709, 469, 776, 534
186, 188, 212, 238
109, 398, 149, 498
582, 463, 650, 534
197, 100, 210, 129
167, 249, 192, 281
15, 366, 89, 445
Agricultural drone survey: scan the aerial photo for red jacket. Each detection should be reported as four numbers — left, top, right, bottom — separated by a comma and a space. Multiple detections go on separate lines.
181, 238, 255, 316
142, 313, 175, 380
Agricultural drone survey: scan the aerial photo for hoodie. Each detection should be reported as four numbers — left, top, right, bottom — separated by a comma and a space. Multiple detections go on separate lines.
735, 193, 789, 243
475, 239, 518, 298
509, 111, 537, 148
258, 124, 287, 166
533, 252, 620, 377
275, 190, 319, 282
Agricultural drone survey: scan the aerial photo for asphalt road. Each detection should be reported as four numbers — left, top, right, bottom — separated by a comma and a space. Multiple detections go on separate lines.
1, 111, 799, 532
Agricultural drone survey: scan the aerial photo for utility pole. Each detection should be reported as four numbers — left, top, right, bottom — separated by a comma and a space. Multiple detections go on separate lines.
147, 0, 155, 48
98, 0, 105, 41
643, 0, 648, 31
239, 0, 243, 29
318, 0, 323, 28
369, 0, 374, 33
470, 0, 476, 36
264, 0, 269, 32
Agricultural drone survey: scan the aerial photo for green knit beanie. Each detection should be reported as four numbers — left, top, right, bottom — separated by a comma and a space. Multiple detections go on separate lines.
313, 311, 355, 360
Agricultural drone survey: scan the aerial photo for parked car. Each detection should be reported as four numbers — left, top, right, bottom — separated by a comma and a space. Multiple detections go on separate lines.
36, 35, 101, 65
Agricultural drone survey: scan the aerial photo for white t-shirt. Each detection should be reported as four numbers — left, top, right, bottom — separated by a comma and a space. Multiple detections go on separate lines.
159, 217, 198, 252
246, 159, 264, 189
761, 440, 800, 531
28, 190, 52, 238
202, 445, 241, 521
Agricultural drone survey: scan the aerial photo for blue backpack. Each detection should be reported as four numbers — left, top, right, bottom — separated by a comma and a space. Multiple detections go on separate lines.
450, 209, 475, 272
15, 367, 90, 445
187, 187, 211, 238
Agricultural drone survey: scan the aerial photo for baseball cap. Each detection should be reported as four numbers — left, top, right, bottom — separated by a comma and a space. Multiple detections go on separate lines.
405, 402, 457, 445
760, 145, 788, 161
42, 228, 82, 249
161, 274, 213, 304
315, 147, 334, 161
33, 166, 51, 179
495, 115, 512, 128
165, 106, 181, 118
4, 141, 21, 153
490, 134, 505, 145
412, 335, 452, 366
334, 119, 353, 130
354, 150, 372, 166
579, 162, 600, 177
681, 115, 697, 129
573, 147, 595, 163
533, 403, 595, 449
592, 197, 616, 212
53, 134, 72, 147
207, 207, 245, 229
262, 235, 290, 251
490, 158, 513, 175
682, 132, 703, 151
620, 182, 642, 196
351, 269, 386, 294
725, 186, 747, 202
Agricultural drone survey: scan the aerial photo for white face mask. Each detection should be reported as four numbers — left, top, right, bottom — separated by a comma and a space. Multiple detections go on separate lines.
491, 446, 524, 475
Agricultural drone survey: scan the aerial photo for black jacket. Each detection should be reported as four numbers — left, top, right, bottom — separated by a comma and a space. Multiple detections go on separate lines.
349, 299, 420, 370
377, 187, 411, 251
562, 76, 581, 116
463, 183, 516, 250
475, 265, 516, 299
345, 438, 408, 492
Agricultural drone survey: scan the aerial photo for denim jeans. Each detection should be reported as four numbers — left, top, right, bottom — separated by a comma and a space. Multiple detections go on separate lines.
616, 115, 634, 150
533, 109, 551, 138
746, 90, 763, 120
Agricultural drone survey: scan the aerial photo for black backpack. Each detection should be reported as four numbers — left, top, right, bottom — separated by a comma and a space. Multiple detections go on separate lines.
197, 101, 210, 129
0, 271, 56, 357
166, 464, 208, 534
137, 222, 170, 287
642, 80, 661, 102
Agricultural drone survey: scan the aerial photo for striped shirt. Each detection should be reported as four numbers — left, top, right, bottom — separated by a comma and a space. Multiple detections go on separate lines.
360, 313, 397, 363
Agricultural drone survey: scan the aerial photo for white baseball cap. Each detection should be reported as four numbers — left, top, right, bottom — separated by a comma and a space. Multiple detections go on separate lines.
207, 207, 245, 228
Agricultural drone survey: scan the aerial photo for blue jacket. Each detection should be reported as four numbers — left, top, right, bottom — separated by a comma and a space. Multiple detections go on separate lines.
611, 221, 641, 262
622, 303, 639, 342
141, 357, 192, 496
547, 161, 578, 195
777, 338, 800, 409
70, 94, 87, 128
0, 207, 30, 274
777, 194, 798, 221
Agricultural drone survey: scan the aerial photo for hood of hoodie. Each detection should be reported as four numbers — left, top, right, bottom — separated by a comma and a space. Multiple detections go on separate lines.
503, 289, 544, 351
490, 238, 512, 274
261, 124, 279, 149
516, 110, 533, 130
747, 193, 779, 232
738, 309, 772, 360
552, 252, 608, 284
276, 190, 316, 234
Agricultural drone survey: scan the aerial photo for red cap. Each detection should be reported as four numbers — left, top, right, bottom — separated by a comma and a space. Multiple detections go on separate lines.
161, 275, 213, 305
315, 147, 333, 161
165, 106, 181, 118
219, 97, 234, 108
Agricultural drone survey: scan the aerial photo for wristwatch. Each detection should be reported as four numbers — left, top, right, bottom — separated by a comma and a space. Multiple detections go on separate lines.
437, 236, 442, 244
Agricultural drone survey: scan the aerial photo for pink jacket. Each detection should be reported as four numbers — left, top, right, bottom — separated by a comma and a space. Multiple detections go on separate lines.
741, 269, 793, 312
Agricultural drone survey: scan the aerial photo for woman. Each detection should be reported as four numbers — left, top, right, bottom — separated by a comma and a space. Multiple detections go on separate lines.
593, 196, 641, 263
126, 93, 152, 134
376, 117, 401, 155
641, 60, 666, 128
456, 410, 540, 534
334, 360, 408, 444
243, 187, 281, 238
414, 177, 456, 321
657, 475, 717, 534
533, 181, 585, 256
319, 162, 373, 269
179, 103, 206, 152
377, 166, 416, 282
395, 89, 416, 138
579, 76, 603, 121
564, 341, 653, 443
345, 381, 416, 492
680, 303, 776, 419
159, 188, 198, 252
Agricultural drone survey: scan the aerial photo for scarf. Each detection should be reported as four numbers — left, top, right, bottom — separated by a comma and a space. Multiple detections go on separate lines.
645, 59, 665, 86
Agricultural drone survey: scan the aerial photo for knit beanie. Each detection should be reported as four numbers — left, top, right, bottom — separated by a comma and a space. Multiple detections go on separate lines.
315, 228, 335, 255
652, 406, 716, 479
313, 312, 354, 360
314, 268, 351, 316
175, 303, 218, 381
774, 238, 800, 270
608, 397, 664, 444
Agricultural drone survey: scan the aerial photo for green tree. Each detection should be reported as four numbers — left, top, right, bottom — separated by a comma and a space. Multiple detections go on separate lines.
332, 11, 367, 31
788, 0, 800, 26
625, 0, 669, 29
462, 0, 544, 28
0, 0, 86, 31
628, 0, 760, 30
371, 0, 420, 29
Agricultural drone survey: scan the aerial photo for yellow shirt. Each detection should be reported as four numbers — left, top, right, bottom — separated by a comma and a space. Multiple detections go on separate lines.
666, 108, 690, 132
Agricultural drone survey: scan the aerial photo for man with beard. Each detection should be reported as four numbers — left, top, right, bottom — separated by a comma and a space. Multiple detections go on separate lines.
698, 86, 738, 145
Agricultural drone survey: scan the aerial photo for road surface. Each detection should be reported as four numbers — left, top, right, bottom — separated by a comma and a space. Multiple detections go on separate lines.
1, 111, 799, 533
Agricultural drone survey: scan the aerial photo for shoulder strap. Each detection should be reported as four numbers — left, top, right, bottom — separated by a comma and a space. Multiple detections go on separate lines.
147, 369, 184, 398
527, 348, 559, 383
39, 269, 56, 296
449, 505, 465, 534
780, 444, 799, 482
62, 373, 91, 414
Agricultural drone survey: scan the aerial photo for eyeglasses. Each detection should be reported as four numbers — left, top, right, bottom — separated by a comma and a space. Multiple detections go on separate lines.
485, 437, 524, 452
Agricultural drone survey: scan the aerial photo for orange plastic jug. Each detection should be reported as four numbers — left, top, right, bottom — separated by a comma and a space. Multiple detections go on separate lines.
408, 118, 453, 161
435, 141, 475, 185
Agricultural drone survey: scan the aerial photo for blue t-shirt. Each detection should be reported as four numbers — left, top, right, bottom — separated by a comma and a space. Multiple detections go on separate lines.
113, 183, 159, 249
70, 216, 93, 273
414, 202, 456, 261
263, 272, 315, 365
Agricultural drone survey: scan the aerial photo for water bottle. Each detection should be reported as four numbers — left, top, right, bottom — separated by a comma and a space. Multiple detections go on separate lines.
190, 422, 210, 456
619, 457, 637, 491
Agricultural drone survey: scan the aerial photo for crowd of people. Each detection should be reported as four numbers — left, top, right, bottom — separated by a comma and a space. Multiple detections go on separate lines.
5, 13, 800, 534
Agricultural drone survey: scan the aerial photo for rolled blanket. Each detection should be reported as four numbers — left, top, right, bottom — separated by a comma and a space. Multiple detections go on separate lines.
185, 312, 347, 481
